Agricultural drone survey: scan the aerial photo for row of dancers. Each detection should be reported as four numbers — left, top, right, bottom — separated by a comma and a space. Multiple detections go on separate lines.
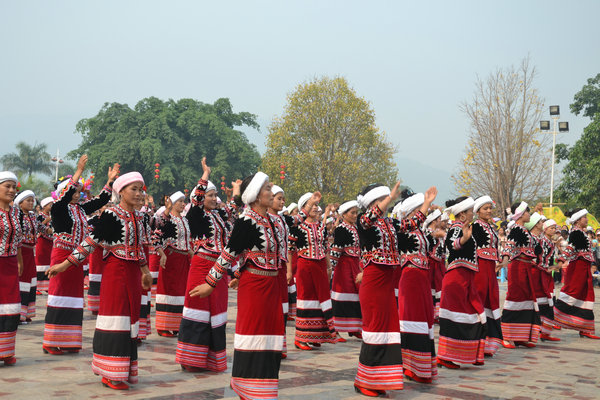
0, 154, 597, 399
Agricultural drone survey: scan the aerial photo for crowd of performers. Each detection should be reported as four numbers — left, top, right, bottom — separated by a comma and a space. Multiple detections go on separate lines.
0, 154, 598, 399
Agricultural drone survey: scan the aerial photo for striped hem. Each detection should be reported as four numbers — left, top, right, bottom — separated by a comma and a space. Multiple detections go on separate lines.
553, 308, 595, 334
484, 337, 502, 355
354, 362, 404, 390
0, 331, 17, 358
500, 322, 541, 343
92, 353, 138, 384
43, 324, 83, 348
402, 348, 437, 379
175, 343, 227, 372
155, 311, 183, 332
230, 377, 278, 400
438, 336, 485, 364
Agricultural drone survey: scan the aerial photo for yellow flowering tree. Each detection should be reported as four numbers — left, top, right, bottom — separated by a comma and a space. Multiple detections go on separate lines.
262, 76, 398, 205
452, 57, 551, 215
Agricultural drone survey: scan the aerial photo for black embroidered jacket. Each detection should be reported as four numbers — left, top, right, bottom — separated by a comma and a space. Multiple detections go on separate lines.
445, 221, 478, 272
330, 222, 360, 269
50, 178, 112, 250
472, 219, 499, 261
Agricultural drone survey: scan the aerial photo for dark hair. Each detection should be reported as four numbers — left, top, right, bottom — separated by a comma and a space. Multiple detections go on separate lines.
564, 208, 583, 218
445, 196, 468, 208
510, 202, 530, 214
399, 188, 414, 202
234, 174, 256, 207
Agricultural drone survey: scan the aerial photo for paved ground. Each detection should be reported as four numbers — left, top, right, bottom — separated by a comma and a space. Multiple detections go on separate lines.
2, 282, 600, 399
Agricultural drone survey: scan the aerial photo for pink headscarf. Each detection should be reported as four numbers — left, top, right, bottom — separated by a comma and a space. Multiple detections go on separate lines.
113, 172, 145, 195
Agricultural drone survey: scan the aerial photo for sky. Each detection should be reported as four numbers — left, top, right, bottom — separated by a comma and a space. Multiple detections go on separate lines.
1, 0, 599, 201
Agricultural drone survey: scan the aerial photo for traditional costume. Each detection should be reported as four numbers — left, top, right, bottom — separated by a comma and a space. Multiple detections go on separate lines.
204, 172, 284, 399
471, 196, 503, 356
176, 179, 236, 372
353, 185, 423, 394
330, 201, 362, 338
393, 194, 437, 382
291, 192, 336, 347
500, 203, 541, 345
554, 210, 597, 337
155, 191, 192, 336
15, 190, 39, 322
438, 197, 486, 367
0, 171, 22, 365
44, 177, 112, 353
35, 197, 54, 294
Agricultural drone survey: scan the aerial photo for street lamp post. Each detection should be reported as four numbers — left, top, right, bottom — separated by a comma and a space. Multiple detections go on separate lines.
540, 105, 569, 209
51, 148, 64, 182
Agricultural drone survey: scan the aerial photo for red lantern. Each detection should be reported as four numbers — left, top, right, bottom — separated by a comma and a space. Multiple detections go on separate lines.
154, 168, 160, 173
154, 174, 159, 179
155, 163, 160, 168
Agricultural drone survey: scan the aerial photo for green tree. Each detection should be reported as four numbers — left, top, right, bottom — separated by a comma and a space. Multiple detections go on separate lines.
69, 97, 261, 197
1, 142, 53, 178
18, 174, 53, 199
555, 73, 600, 215
262, 76, 398, 205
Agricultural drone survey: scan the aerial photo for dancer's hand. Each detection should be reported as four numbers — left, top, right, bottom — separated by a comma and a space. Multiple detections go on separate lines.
389, 181, 402, 201
141, 272, 152, 290
190, 283, 214, 298
107, 163, 120, 183
229, 278, 239, 290
355, 272, 363, 284
159, 253, 167, 268
201, 157, 211, 180
461, 223, 473, 244
424, 186, 438, 204
47, 261, 71, 277
76, 154, 88, 173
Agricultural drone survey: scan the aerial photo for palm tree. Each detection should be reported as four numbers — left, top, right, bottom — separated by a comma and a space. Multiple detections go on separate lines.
1, 142, 53, 178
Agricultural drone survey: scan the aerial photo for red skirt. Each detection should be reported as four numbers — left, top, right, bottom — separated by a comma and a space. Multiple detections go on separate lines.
44, 247, 85, 349
277, 265, 289, 355
295, 257, 336, 343
331, 255, 362, 333
87, 247, 104, 313
176, 254, 228, 372
148, 252, 161, 301
92, 255, 141, 383
429, 257, 445, 320
19, 246, 37, 320
501, 257, 541, 342
473, 258, 503, 354
35, 236, 52, 292
355, 263, 403, 391
0, 256, 20, 359
231, 266, 283, 400
398, 265, 437, 379
288, 251, 298, 318
438, 267, 486, 364
155, 249, 190, 332
554, 258, 595, 333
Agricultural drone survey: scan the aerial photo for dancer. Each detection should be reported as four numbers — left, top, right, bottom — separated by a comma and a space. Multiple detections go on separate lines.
155, 191, 192, 337
553, 209, 600, 339
330, 200, 363, 340
394, 191, 438, 383
471, 196, 503, 356
437, 196, 486, 369
292, 192, 338, 350
191, 172, 286, 400
35, 197, 54, 294
540, 219, 561, 336
0, 171, 23, 366
353, 182, 435, 397
176, 158, 239, 372
87, 206, 108, 315
500, 202, 542, 348
15, 190, 39, 323
48, 171, 152, 390
44, 155, 117, 355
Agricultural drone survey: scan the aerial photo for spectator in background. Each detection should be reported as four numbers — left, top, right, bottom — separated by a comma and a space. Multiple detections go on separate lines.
592, 265, 600, 287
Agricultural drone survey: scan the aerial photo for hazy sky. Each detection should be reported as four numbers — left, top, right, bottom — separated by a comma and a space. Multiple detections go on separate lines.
1, 1, 598, 200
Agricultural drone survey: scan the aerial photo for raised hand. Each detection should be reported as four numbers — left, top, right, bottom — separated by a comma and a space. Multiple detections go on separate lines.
76, 154, 88, 172
424, 186, 438, 203
47, 261, 71, 277
201, 157, 211, 179
107, 163, 120, 183
390, 181, 402, 201
231, 179, 242, 197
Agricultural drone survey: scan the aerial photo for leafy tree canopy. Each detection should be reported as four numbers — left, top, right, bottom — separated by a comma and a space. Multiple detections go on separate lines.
556, 73, 600, 215
69, 97, 261, 197
262, 76, 398, 205
1, 142, 53, 178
